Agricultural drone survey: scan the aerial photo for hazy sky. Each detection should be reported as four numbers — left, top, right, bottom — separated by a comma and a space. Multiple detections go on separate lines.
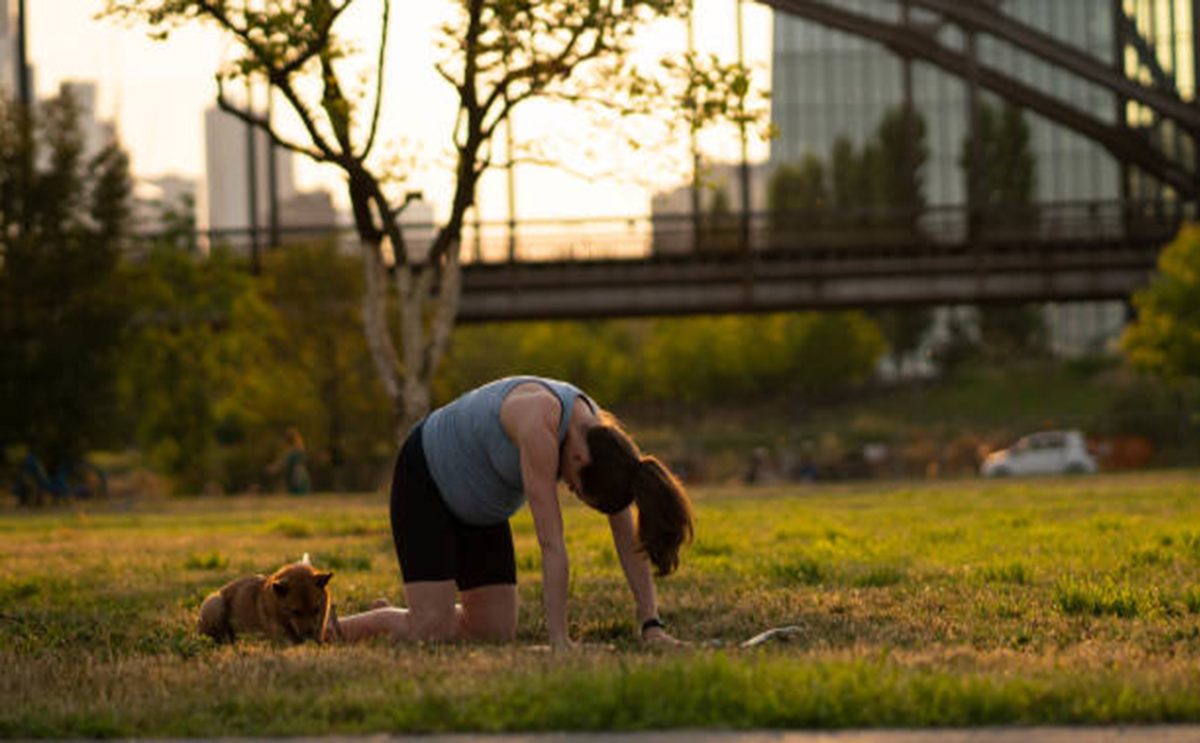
29, 0, 773, 221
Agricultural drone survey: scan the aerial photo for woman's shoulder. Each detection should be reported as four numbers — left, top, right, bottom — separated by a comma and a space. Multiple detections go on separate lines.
498, 382, 563, 437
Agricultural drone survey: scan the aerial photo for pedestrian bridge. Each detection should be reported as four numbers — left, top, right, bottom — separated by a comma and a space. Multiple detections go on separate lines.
453, 201, 1179, 322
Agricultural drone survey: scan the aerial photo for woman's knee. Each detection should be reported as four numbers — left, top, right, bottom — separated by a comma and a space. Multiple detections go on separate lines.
460, 584, 517, 642
408, 606, 458, 641
404, 580, 459, 641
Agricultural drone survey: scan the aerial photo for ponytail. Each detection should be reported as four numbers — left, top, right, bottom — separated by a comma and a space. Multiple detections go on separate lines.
631, 455, 693, 576
581, 421, 694, 576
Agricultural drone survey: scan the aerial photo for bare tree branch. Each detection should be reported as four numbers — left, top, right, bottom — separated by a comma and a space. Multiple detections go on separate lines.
270, 77, 341, 162
276, 0, 354, 78
358, 0, 391, 161
215, 77, 329, 162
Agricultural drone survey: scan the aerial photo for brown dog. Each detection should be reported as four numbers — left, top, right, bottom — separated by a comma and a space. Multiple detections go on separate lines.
197, 554, 340, 644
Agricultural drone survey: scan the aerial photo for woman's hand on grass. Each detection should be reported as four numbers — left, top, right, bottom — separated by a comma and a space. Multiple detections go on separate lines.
641, 626, 689, 647
550, 635, 579, 652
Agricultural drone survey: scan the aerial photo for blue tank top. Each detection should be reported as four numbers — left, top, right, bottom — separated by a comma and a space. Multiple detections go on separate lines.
420, 376, 593, 525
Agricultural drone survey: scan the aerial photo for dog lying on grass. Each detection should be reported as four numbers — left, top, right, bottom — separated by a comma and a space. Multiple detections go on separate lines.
197, 553, 341, 644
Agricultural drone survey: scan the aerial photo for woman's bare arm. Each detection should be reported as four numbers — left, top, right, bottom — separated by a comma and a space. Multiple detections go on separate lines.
609, 508, 686, 645
507, 391, 573, 647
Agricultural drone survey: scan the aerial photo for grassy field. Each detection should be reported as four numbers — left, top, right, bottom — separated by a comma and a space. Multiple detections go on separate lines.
3, 472, 1200, 736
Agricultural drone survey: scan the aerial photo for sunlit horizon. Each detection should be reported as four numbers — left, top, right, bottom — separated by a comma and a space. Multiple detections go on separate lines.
28, 0, 774, 223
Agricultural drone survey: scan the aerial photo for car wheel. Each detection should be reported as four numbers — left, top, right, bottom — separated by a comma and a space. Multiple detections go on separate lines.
1065, 462, 1088, 475
990, 466, 1011, 478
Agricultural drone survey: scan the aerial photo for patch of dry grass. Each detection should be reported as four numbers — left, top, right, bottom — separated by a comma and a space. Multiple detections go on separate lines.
2, 472, 1200, 735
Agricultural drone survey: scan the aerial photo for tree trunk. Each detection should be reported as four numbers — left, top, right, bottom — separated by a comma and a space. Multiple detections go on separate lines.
395, 244, 463, 438
360, 237, 402, 428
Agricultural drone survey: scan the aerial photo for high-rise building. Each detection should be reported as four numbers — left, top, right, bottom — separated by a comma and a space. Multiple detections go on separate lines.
770, 0, 1132, 207
768, 0, 1196, 356
0, 0, 16, 96
650, 162, 771, 255
58, 81, 114, 158
201, 105, 297, 245
1121, 0, 1198, 202
133, 174, 199, 237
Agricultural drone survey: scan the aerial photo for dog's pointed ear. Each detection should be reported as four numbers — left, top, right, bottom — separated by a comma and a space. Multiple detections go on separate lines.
271, 578, 290, 597
300, 552, 311, 566
315, 571, 333, 588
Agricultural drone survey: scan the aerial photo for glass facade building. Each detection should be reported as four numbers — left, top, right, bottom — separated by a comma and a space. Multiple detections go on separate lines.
770, 0, 1196, 207
768, 0, 1197, 356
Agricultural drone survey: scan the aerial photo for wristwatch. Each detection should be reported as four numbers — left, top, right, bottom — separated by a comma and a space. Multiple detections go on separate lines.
641, 617, 665, 635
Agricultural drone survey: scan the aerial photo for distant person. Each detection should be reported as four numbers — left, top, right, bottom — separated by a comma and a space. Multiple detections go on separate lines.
268, 427, 311, 495
337, 375, 693, 648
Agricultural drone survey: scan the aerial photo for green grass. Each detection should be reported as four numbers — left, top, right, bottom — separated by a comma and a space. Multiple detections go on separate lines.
3, 471, 1200, 736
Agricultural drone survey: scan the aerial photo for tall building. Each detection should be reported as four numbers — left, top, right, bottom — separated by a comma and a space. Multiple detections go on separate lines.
201, 105, 297, 246
0, 0, 16, 96
58, 81, 114, 158
650, 162, 771, 255
768, 0, 1195, 356
133, 174, 199, 237
1122, 0, 1198, 202
770, 0, 1127, 207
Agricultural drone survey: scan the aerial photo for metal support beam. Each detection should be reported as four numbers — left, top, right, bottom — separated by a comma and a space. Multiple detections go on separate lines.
908, 0, 1199, 131
757, 0, 1198, 197
1116, 8, 1179, 93
966, 29, 984, 243
900, 0, 918, 231
1114, 0, 1132, 224
737, 0, 751, 254
687, 1, 703, 253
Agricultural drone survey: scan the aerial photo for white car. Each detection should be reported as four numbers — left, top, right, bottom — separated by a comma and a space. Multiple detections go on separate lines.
980, 430, 1098, 477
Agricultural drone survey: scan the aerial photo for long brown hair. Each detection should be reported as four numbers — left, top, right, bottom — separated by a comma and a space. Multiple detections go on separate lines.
580, 418, 693, 576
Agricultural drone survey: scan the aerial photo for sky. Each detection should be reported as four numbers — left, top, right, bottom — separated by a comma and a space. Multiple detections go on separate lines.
27, 0, 775, 222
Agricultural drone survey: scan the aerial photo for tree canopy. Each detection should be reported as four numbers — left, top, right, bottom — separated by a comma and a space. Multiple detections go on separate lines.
103, 0, 766, 438
1123, 224, 1200, 387
0, 91, 132, 467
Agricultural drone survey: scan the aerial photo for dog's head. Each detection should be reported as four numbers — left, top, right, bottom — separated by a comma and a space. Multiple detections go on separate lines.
266, 558, 334, 643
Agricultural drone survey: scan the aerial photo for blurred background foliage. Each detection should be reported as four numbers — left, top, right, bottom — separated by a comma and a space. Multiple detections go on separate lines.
2, 92, 1197, 498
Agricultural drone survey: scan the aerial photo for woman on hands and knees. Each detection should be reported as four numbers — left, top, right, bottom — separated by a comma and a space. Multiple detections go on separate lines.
337, 375, 693, 647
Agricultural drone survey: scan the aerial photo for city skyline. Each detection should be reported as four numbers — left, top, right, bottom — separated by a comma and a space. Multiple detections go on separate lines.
21, 0, 774, 224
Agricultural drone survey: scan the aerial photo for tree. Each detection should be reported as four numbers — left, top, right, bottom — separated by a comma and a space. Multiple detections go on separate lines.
829, 136, 860, 217
827, 106, 928, 232
117, 245, 281, 493
872, 306, 935, 375
961, 99, 1036, 234
959, 100, 1042, 362
767, 154, 827, 248
702, 185, 738, 253
875, 104, 928, 230
258, 241, 393, 490
1122, 225, 1200, 387
979, 304, 1046, 360
0, 91, 132, 469
105, 0, 754, 440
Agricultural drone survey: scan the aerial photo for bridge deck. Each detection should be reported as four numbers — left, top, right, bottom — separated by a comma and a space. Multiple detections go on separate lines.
457, 234, 1168, 322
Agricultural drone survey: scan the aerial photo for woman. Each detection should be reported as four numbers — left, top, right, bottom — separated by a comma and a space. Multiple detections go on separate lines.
268, 427, 311, 495
338, 376, 693, 647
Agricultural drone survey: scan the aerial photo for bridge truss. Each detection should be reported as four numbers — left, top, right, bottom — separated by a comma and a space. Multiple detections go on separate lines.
757, 0, 1200, 202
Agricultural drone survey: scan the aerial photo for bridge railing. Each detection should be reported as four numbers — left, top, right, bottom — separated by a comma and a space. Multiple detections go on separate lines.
460, 199, 1182, 263
133, 198, 1183, 264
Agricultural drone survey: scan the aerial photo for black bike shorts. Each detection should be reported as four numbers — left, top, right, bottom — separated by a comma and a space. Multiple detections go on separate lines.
389, 421, 517, 591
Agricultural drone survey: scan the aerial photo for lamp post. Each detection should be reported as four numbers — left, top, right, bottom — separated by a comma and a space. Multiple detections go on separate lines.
688, 0, 702, 252
16, 0, 30, 108
736, 0, 750, 254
